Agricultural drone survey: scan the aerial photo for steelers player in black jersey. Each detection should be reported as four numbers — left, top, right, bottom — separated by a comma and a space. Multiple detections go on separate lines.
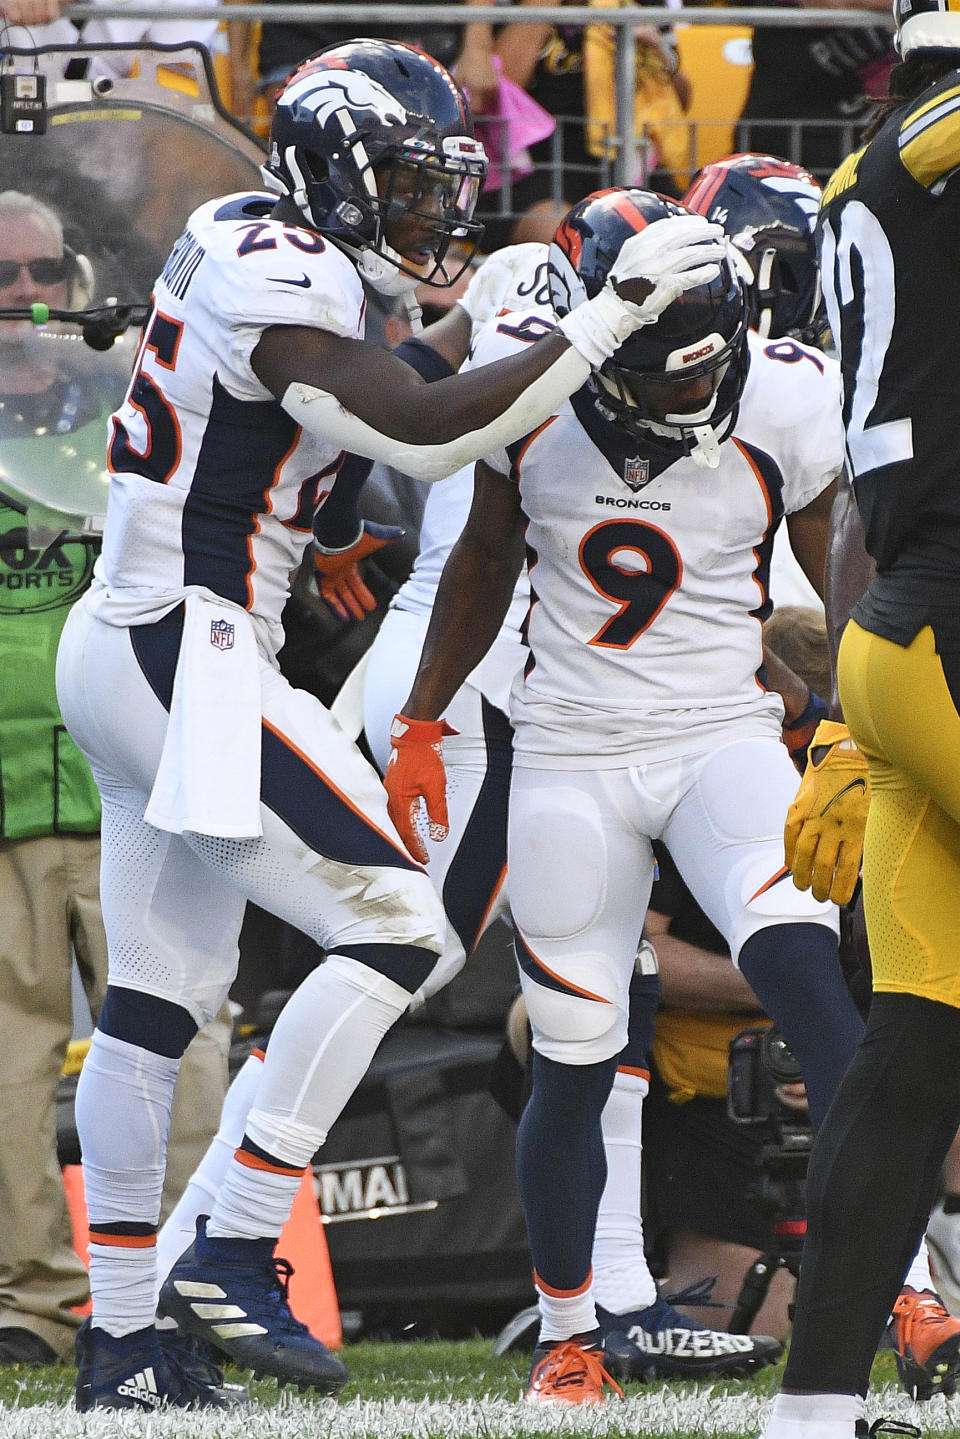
761, 10, 960, 1437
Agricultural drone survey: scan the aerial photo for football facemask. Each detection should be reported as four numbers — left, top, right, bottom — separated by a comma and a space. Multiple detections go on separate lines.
262, 39, 487, 294
595, 308, 750, 470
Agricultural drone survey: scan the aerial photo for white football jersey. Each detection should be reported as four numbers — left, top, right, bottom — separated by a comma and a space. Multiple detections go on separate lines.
385, 242, 548, 705
396, 240, 549, 634
92, 192, 365, 653
472, 318, 844, 766
396, 460, 531, 636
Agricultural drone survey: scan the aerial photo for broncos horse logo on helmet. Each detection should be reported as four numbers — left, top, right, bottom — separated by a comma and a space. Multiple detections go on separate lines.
549, 189, 750, 469
683, 154, 824, 345
262, 38, 487, 295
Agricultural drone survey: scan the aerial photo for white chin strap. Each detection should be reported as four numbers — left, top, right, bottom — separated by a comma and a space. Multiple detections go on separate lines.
621, 386, 722, 470
358, 244, 422, 297
640, 415, 722, 470
662, 393, 721, 469
685, 425, 721, 469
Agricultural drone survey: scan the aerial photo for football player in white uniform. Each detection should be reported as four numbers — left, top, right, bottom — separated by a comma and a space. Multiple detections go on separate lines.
54, 39, 733, 1411
384, 189, 868, 1404
360, 248, 783, 1381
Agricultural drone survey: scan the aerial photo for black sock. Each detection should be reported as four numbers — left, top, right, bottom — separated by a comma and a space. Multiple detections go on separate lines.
784, 992, 960, 1394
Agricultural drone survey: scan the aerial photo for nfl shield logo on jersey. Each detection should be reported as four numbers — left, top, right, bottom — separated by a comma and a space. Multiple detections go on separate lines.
210, 618, 235, 651
623, 457, 651, 492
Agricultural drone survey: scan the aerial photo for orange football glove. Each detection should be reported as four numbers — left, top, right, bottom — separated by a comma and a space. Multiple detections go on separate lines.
385, 714, 457, 864
313, 521, 403, 622
784, 720, 870, 906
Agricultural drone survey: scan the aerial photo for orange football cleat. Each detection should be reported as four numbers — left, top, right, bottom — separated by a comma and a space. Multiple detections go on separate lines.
887, 1285, 960, 1400
524, 1339, 624, 1406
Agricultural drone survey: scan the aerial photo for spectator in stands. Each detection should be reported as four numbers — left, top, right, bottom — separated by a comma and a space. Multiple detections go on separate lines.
476, 8, 690, 249
255, 0, 502, 114
509, 198, 572, 247
0, 0, 221, 80
0, 190, 230, 1368
736, 1, 895, 181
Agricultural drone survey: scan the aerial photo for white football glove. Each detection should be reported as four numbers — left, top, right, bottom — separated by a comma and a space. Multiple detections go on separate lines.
559, 214, 727, 369
458, 242, 549, 334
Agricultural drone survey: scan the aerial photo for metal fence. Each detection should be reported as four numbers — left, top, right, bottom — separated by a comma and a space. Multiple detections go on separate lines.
57, 5, 895, 229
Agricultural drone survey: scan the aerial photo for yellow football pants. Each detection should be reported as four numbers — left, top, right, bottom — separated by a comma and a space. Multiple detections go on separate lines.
839, 620, 960, 1008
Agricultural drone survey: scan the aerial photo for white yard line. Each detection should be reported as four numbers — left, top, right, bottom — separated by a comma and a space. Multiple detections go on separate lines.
0, 1385, 954, 1439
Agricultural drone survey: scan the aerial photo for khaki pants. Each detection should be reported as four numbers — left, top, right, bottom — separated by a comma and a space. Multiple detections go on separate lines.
0, 833, 230, 1360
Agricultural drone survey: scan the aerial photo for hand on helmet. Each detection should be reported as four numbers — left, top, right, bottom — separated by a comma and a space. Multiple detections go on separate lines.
558, 214, 727, 369
607, 214, 727, 321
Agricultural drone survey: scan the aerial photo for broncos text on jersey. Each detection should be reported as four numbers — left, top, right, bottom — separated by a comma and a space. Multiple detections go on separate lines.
470, 316, 844, 767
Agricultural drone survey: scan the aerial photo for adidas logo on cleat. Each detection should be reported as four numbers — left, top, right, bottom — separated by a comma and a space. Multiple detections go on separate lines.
624, 1326, 757, 1358
116, 1367, 162, 1408
170, 1279, 268, 1339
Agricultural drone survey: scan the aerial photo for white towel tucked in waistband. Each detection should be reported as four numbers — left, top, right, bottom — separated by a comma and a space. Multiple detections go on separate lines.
145, 593, 263, 838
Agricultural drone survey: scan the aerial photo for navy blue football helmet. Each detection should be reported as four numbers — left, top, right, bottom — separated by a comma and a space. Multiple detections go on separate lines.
683, 154, 824, 345
549, 189, 749, 463
262, 39, 487, 293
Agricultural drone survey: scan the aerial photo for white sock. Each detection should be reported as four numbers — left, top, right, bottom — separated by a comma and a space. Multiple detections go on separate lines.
536, 1276, 598, 1344
206, 956, 410, 1239
88, 1243, 162, 1339
206, 1153, 304, 1241
76, 1030, 179, 1334
155, 1051, 265, 1290
591, 1069, 657, 1315
903, 1238, 936, 1295
763, 1391, 864, 1439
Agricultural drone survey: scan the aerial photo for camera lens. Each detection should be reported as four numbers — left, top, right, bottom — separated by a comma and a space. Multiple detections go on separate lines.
761, 1027, 803, 1086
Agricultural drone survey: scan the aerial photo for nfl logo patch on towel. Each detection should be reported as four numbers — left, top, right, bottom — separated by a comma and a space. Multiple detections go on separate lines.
210, 618, 235, 650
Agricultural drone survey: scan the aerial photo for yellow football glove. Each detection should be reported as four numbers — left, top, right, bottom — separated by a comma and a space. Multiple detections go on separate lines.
784, 719, 870, 906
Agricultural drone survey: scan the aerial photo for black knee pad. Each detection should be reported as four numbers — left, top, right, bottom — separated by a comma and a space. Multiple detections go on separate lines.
98, 985, 198, 1058
336, 942, 439, 994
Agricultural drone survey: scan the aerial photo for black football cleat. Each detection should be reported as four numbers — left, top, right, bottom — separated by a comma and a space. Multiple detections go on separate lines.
855, 1421, 921, 1438
159, 1217, 349, 1394
74, 1318, 233, 1411
157, 1324, 249, 1405
598, 1292, 782, 1381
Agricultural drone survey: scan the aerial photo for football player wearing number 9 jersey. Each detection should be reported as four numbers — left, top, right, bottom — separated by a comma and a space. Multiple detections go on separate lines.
760, 14, 960, 1439
53, 39, 733, 1412
385, 187, 867, 1405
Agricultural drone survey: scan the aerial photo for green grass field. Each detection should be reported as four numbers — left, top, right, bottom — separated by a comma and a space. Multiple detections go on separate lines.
0, 1339, 955, 1439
